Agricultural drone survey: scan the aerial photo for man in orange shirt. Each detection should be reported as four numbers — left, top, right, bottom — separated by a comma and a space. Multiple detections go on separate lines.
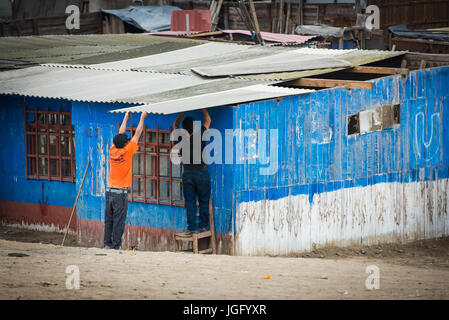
104, 111, 148, 250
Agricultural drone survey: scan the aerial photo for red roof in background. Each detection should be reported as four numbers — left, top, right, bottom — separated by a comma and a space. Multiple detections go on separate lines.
222, 30, 317, 45
150, 29, 317, 46
171, 10, 211, 32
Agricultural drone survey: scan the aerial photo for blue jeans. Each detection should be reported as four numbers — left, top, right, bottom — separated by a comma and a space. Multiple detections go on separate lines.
104, 191, 128, 249
182, 170, 211, 231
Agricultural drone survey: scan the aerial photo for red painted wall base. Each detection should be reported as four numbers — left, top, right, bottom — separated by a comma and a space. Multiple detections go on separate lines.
78, 218, 233, 254
0, 200, 233, 254
0, 200, 76, 232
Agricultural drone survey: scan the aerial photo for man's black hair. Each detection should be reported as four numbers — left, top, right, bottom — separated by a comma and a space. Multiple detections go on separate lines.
113, 133, 130, 149
182, 116, 194, 135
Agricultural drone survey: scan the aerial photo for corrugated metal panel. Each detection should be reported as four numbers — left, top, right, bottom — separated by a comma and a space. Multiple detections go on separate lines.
109, 85, 314, 115
192, 51, 353, 77
93, 41, 290, 75
0, 34, 204, 69
0, 40, 405, 114
0, 65, 224, 104
151, 30, 317, 45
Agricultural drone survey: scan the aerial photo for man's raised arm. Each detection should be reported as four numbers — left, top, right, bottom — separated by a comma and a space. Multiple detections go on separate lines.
173, 112, 185, 130
202, 108, 211, 130
118, 111, 131, 134
132, 112, 149, 143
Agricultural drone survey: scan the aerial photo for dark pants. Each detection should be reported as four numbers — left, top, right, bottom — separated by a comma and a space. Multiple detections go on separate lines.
104, 190, 128, 249
182, 170, 211, 231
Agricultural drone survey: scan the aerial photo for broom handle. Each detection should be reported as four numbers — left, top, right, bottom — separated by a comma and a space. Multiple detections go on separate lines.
61, 161, 90, 246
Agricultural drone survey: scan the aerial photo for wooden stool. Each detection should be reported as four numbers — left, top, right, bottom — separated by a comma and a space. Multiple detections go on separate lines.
173, 198, 217, 254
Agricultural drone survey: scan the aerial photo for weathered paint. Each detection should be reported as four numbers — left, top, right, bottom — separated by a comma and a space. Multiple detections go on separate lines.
73, 101, 234, 252
77, 218, 233, 254
0, 200, 76, 233
233, 66, 449, 255
0, 96, 76, 230
2, 66, 448, 257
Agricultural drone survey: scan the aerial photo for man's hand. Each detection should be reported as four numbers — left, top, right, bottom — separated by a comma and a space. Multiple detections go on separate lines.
141, 111, 148, 120
124, 111, 131, 121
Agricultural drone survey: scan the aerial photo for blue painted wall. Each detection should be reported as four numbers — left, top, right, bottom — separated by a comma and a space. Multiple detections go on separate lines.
73, 102, 234, 235
232, 66, 449, 211
2, 65, 448, 244
0, 96, 76, 208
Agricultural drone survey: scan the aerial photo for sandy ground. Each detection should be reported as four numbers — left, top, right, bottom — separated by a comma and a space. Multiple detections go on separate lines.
1, 226, 449, 300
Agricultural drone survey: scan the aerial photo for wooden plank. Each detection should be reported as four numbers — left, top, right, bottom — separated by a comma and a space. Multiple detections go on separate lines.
405, 52, 449, 62
188, 31, 223, 38
279, 0, 284, 33
173, 234, 179, 252
209, 198, 217, 254
346, 66, 409, 75
248, 0, 263, 44
290, 78, 374, 89
420, 59, 427, 69
284, 0, 291, 34
211, 0, 223, 31
192, 234, 198, 254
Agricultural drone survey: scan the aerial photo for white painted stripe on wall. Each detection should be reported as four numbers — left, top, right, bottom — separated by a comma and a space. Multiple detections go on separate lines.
236, 179, 449, 256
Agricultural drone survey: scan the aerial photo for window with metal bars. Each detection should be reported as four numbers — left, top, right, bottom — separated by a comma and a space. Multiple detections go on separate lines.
24, 107, 76, 182
125, 124, 184, 206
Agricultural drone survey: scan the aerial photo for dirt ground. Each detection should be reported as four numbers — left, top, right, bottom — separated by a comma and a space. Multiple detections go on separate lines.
1, 226, 449, 300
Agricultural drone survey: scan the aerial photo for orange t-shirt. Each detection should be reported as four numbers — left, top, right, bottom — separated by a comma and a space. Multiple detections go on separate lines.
108, 139, 138, 188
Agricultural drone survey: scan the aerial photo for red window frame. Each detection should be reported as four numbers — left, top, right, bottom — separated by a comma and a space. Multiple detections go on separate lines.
123, 123, 184, 207
24, 107, 76, 182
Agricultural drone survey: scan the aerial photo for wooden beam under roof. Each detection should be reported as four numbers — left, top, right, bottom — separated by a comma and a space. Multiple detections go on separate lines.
345, 66, 409, 76
288, 78, 374, 90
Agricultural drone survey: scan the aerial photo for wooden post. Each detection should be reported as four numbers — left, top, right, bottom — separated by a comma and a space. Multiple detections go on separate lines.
284, 0, 291, 34
248, 0, 263, 45
278, 0, 284, 33
420, 59, 427, 69
224, 3, 230, 29
192, 234, 199, 253
339, 37, 344, 49
400, 58, 407, 69
209, 198, 217, 254
298, 0, 303, 26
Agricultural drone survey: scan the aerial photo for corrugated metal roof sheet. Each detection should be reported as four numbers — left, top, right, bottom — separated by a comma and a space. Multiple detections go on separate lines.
0, 34, 204, 70
0, 64, 234, 104
191, 50, 353, 77
109, 85, 314, 115
235, 48, 407, 81
0, 37, 407, 116
151, 30, 317, 46
92, 41, 292, 75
